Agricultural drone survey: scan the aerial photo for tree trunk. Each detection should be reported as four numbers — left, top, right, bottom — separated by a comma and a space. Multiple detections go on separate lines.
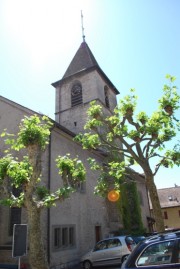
25, 144, 48, 269
27, 203, 48, 269
145, 171, 165, 232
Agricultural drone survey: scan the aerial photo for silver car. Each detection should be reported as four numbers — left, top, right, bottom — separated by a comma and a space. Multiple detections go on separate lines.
80, 236, 136, 269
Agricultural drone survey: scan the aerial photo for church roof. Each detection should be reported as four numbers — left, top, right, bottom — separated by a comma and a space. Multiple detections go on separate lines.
52, 42, 119, 94
63, 41, 98, 78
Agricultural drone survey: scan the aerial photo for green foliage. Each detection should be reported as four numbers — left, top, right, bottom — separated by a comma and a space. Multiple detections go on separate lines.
146, 112, 162, 135
171, 150, 180, 165
108, 161, 125, 183
0, 192, 25, 208
43, 187, 74, 207
118, 187, 131, 232
0, 155, 12, 181
87, 157, 125, 196
76, 76, 179, 188
18, 115, 53, 149
87, 157, 101, 170
128, 130, 141, 142
0, 114, 87, 269
76, 75, 179, 232
0, 114, 86, 210
158, 75, 180, 114
36, 186, 50, 200
75, 133, 101, 149
2, 115, 53, 151
120, 181, 144, 234
94, 173, 109, 197
119, 89, 137, 117
136, 111, 149, 124
106, 115, 120, 129
84, 118, 103, 130
7, 156, 33, 187
56, 154, 86, 187
87, 101, 103, 119
163, 149, 180, 167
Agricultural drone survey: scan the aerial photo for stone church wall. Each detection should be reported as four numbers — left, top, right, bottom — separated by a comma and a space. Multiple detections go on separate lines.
55, 69, 118, 135
0, 96, 150, 268
0, 97, 111, 267
49, 128, 109, 266
0, 97, 49, 265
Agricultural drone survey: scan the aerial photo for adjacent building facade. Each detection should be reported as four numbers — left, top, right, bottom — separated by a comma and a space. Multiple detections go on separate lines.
0, 41, 151, 268
157, 186, 180, 230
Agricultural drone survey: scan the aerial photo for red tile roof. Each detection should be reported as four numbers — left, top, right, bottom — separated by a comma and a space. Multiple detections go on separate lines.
158, 186, 180, 208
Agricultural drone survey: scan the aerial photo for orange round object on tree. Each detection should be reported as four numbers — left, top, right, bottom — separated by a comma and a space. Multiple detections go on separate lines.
107, 190, 120, 202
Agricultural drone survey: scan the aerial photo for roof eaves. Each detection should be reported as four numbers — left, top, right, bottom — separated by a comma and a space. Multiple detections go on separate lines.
52, 65, 120, 95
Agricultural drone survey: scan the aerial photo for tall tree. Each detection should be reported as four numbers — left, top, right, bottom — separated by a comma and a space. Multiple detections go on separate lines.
75, 75, 180, 232
0, 115, 86, 269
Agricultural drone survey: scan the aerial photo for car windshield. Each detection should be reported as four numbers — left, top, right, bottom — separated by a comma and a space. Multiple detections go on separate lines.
94, 241, 107, 251
94, 238, 122, 251
137, 240, 174, 266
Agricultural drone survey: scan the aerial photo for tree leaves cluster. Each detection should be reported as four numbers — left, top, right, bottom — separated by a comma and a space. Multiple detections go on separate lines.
75, 75, 180, 232
0, 114, 86, 269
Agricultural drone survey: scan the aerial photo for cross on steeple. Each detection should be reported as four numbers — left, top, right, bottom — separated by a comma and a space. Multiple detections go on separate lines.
81, 10, 85, 42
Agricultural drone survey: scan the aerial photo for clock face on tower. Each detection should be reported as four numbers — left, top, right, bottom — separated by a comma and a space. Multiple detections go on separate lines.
71, 84, 82, 96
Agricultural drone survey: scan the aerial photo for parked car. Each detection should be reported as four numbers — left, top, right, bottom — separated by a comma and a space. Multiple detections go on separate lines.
121, 230, 180, 269
80, 236, 136, 269
131, 235, 146, 244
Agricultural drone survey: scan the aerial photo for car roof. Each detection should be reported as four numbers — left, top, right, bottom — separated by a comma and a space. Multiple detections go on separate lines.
99, 235, 132, 241
144, 230, 180, 244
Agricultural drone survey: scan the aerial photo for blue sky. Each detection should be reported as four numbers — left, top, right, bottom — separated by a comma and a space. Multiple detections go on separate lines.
0, 0, 179, 189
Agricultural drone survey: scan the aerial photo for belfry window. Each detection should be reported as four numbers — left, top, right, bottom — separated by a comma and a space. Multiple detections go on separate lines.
71, 83, 83, 107
104, 86, 110, 108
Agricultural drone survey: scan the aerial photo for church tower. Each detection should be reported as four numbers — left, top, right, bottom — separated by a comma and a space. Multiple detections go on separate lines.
52, 41, 119, 134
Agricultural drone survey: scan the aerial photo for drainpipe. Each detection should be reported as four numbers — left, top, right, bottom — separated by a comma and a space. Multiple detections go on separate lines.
47, 125, 54, 265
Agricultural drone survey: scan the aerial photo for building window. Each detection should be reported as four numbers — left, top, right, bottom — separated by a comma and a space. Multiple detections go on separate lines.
104, 86, 110, 108
138, 191, 144, 206
9, 207, 21, 236
76, 181, 86, 193
178, 210, 180, 217
53, 225, 76, 250
69, 227, 74, 245
54, 227, 61, 248
9, 186, 22, 236
71, 83, 83, 107
95, 225, 101, 243
164, 211, 168, 219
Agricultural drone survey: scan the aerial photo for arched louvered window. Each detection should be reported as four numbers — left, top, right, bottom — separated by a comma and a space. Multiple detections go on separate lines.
104, 85, 110, 108
71, 83, 83, 107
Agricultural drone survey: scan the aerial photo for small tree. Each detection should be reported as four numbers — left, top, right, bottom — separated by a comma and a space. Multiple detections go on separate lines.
75, 75, 180, 232
0, 115, 86, 269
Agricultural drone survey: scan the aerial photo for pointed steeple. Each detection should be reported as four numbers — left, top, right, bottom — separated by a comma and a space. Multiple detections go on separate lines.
62, 42, 99, 79
52, 42, 119, 94
52, 41, 119, 133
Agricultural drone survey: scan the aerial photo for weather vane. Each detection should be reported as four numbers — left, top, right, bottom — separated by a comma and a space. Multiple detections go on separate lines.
81, 10, 85, 42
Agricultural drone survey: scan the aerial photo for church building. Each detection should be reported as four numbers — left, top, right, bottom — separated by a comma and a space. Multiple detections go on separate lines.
0, 41, 151, 268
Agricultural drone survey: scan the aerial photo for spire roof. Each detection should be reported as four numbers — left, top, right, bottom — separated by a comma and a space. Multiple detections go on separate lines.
52, 41, 119, 94
62, 42, 99, 79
